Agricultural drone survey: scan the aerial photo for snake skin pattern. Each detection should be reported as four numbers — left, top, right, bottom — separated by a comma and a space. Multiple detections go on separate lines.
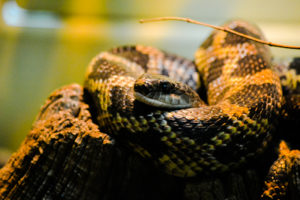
84, 20, 283, 177
261, 141, 300, 199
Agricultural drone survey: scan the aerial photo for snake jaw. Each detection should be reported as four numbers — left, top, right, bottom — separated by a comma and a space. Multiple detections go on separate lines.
134, 90, 193, 109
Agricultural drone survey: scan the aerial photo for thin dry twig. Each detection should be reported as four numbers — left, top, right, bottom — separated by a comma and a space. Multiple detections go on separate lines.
140, 16, 300, 50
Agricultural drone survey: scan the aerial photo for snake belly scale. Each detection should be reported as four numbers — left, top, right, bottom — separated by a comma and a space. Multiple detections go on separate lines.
84, 20, 282, 177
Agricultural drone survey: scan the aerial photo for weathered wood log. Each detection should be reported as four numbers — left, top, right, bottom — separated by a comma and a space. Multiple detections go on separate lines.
0, 84, 183, 200
0, 84, 298, 200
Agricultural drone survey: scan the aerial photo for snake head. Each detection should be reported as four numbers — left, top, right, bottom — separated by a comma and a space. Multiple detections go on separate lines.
134, 73, 202, 109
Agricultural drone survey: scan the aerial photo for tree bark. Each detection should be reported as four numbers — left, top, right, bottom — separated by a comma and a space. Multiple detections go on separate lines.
0, 84, 298, 200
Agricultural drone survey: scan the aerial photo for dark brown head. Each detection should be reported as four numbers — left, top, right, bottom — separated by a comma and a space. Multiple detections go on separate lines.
134, 73, 202, 109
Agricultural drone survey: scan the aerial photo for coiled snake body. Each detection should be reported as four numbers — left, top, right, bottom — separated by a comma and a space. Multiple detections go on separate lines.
84, 20, 283, 177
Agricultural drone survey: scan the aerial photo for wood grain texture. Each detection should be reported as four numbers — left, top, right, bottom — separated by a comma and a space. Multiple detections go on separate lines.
0, 84, 298, 200
0, 84, 114, 199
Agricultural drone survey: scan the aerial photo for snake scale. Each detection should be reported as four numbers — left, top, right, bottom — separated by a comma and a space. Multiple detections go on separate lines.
84, 20, 285, 177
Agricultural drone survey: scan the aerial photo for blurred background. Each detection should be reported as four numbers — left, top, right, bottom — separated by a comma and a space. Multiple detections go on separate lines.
0, 0, 299, 154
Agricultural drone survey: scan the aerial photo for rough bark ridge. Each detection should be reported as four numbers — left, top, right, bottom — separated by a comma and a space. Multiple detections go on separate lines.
0, 84, 299, 200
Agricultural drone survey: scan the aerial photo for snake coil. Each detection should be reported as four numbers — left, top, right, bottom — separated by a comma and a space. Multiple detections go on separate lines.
84, 20, 283, 177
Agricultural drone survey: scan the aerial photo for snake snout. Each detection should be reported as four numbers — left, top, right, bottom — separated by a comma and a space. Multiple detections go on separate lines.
134, 73, 202, 109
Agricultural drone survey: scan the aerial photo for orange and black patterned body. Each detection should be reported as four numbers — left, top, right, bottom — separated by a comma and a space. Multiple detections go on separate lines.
261, 141, 300, 199
84, 20, 283, 177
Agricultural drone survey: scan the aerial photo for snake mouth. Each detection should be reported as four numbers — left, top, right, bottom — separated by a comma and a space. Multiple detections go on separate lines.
134, 91, 192, 109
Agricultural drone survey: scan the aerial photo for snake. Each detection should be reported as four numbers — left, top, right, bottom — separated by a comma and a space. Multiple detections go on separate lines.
0, 19, 299, 200
83, 19, 287, 178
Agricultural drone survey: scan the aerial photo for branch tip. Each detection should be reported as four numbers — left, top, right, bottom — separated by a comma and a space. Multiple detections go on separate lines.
139, 17, 300, 50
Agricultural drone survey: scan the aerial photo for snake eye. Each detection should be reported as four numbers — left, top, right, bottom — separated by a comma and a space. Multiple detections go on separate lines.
160, 81, 172, 92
